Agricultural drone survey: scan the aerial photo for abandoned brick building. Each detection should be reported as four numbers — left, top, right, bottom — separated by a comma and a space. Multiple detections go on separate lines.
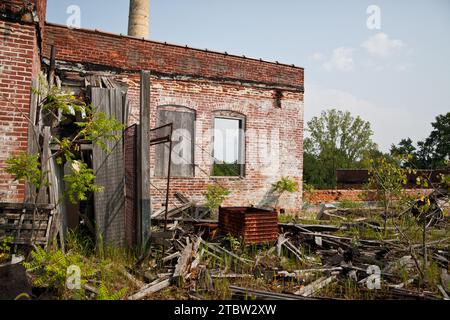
0, 0, 304, 245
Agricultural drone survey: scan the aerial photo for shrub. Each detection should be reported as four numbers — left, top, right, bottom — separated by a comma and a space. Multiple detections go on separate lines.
204, 185, 230, 211
23, 246, 95, 298
338, 199, 364, 209
96, 282, 127, 300
273, 177, 298, 194
0, 236, 13, 263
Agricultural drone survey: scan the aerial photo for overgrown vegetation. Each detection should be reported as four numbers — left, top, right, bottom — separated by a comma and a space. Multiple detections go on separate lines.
272, 176, 298, 211
204, 185, 230, 212
367, 156, 409, 232
391, 112, 450, 169
212, 162, 241, 177
5, 73, 123, 205
273, 177, 298, 194
0, 236, 13, 263
23, 231, 133, 300
304, 109, 449, 189
304, 109, 377, 188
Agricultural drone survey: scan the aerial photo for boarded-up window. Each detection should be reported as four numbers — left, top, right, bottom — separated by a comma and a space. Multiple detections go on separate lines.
155, 106, 195, 177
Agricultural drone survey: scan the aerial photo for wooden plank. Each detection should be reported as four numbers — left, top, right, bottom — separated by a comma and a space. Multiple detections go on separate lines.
154, 110, 168, 177
205, 241, 254, 265
0, 203, 54, 247
437, 285, 450, 300
190, 236, 202, 270
25, 78, 39, 202
155, 109, 194, 177
166, 203, 193, 218
91, 87, 126, 247
0, 203, 54, 210
47, 46, 56, 87
124, 124, 138, 247
137, 71, 151, 247
36, 127, 51, 204
294, 275, 336, 297
173, 242, 193, 282
120, 268, 145, 288
162, 251, 181, 263
48, 153, 59, 205
229, 285, 316, 300
0, 214, 50, 221
174, 192, 190, 204
128, 278, 171, 300
150, 208, 165, 219
0, 223, 48, 231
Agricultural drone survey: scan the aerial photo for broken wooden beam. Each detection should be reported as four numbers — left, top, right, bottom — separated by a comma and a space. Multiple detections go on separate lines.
229, 285, 318, 300
294, 275, 337, 297
128, 278, 171, 300
173, 242, 193, 282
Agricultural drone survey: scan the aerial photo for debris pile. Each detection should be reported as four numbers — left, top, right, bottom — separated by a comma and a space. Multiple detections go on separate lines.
124, 202, 449, 300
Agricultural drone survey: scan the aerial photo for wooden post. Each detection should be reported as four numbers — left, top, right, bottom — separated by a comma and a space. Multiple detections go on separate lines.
163, 124, 172, 232
138, 71, 151, 247
25, 78, 39, 203
47, 46, 56, 87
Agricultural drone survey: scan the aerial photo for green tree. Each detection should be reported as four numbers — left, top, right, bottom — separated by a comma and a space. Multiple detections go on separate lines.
367, 156, 408, 233
390, 138, 418, 168
391, 112, 450, 169
304, 109, 377, 188
421, 112, 450, 168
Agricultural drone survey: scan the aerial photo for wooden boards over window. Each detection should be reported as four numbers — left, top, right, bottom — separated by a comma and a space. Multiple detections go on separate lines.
154, 106, 195, 178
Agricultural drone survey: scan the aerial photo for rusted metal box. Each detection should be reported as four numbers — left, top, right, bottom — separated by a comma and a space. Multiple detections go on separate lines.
218, 207, 278, 244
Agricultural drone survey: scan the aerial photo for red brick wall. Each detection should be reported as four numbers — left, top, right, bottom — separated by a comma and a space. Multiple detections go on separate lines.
144, 78, 304, 212
113, 73, 304, 212
1, 7, 305, 213
43, 25, 305, 212
305, 189, 433, 205
44, 24, 303, 89
0, 20, 38, 201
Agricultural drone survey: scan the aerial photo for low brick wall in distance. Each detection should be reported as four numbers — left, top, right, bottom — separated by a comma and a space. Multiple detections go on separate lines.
305, 189, 433, 205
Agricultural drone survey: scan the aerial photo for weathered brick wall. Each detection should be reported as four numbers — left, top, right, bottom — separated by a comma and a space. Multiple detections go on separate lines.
43, 25, 304, 212
120, 75, 304, 212
0, 20, 39, 201
145, 78, 304, 212
43, 23, 304, 90
0, 3, 305, 212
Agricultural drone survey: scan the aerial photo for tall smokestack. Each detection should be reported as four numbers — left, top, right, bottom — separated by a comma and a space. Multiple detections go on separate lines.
128, 0, 150, 38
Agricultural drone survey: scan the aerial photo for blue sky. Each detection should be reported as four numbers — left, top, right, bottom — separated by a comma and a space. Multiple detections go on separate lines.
46, 0, 450, 151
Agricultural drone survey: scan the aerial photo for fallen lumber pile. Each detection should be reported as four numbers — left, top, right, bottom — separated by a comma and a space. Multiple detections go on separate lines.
124, 206, 449, 300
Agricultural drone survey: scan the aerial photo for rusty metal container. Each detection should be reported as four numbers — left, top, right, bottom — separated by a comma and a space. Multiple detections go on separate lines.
218, 207, 278, 244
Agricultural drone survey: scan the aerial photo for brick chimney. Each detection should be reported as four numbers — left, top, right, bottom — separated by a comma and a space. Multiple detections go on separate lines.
128, 0, 150, 38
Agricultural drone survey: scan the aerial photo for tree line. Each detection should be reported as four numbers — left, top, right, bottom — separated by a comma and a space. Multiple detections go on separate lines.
304, 109, 449, 189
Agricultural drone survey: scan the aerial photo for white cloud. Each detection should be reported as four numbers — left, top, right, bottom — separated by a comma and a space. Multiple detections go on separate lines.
361, 32, 405, 58
305, 84, 431, 152
311, 52, 325, 61
322, 47, 355, 72
394, 63, 411, 72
